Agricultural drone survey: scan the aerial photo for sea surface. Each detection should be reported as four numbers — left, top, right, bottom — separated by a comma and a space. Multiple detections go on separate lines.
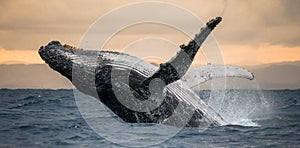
0, 89, 299, 147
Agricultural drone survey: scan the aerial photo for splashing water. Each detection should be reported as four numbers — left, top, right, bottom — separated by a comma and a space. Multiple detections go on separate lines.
230, 118, 261, 127
206, 78, 271, 127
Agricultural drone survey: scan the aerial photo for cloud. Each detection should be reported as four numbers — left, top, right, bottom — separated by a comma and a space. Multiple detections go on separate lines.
222, 43, 300, 65
0, 0, 299, 59
216, 0, 300, 47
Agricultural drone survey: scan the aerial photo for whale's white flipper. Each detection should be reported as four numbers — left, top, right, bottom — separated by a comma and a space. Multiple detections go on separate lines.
182, 64, 254, 88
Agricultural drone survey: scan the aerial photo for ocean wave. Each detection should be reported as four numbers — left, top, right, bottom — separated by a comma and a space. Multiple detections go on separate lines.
8, 99, 44, 109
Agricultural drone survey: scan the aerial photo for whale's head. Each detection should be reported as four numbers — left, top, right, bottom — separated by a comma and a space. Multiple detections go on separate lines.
39, 41, 102, 79
38, 41, 133, 97
38, 41, 103, 93
38, 41, 78, 81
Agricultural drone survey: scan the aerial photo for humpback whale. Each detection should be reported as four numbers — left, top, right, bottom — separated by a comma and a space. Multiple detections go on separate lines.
39, 17, 254, 127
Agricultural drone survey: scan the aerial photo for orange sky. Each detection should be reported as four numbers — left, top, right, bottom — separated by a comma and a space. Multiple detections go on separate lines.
2, 44, 299, 66
0, 0, 299, 66
0, 48, 43, 64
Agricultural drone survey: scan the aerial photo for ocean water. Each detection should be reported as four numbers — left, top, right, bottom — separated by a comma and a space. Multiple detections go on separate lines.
0, 89, 299, 147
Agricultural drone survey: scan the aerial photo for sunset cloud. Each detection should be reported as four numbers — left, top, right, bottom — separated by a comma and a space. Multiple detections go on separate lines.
222, 44, 300, 66
0, 0, 299, 65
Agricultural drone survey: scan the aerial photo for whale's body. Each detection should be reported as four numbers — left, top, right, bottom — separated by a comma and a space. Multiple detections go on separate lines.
39, 17, 254, 127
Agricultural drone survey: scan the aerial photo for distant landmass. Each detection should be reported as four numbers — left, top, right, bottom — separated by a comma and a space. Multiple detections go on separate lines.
247, 61, 300, 89
0, 61, 300, 89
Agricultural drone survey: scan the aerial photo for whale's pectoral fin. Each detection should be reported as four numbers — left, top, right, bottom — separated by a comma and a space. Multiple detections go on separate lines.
139, 17, 222, 89
182, 64, 254, 88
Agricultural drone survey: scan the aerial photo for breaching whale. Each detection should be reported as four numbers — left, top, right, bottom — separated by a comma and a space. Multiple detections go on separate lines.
39, 17, 254, 127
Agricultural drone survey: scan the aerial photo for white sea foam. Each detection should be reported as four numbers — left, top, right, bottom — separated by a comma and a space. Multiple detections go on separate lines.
229, 118, 261, 127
